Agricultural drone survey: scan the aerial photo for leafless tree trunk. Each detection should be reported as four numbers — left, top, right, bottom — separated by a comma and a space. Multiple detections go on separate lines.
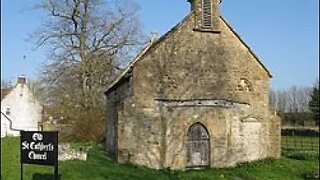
1, 79, 12, 88
287, 86, 312, 113
287, 86, 299, 113
30, 0, 144, 141
270, 86, 312, 113
269, 88, 277, 108
276, 90, 288, 113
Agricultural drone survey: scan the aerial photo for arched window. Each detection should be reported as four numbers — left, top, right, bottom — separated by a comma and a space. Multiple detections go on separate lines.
202, 0, 212, 28
186, 123, 210, 167
236, 78, 253, 92
5, 107, 10, 115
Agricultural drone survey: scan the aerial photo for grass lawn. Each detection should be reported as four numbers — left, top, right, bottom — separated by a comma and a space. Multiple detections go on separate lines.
281, 136, 319, 153
1, 137, 319, 180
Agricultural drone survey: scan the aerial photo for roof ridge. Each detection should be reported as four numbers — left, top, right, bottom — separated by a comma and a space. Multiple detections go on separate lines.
105, 14, 272, 94
220, 16, 272, 78
106, 42, 154, 91
105, 13, 193, 93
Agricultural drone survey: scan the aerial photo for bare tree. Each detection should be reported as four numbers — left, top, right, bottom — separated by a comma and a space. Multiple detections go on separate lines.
31, 0, 144, 141
269, 88, 277, 111
276, 90, 288, 113
287, 86, 312, 113
287, 86, 299, 113
270, 86, 312, 113
1, 79, 12, 88
296, 86, 312, 112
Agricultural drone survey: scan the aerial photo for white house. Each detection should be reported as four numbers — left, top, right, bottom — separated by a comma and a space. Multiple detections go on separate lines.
1, 76, 42, 138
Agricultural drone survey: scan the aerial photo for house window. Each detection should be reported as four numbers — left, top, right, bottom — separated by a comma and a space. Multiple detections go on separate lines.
202, 0, 212, 28
5, 108, 11, 115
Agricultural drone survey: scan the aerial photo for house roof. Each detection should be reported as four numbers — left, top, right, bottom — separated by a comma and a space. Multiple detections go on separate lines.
220, 17, 272, 78
105, 13, 193, 94
105, 41, 154, 93
1, 87, 13, 101
105, 13, 272, 94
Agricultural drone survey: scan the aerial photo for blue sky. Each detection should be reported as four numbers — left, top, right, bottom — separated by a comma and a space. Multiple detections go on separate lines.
1, 0, 319, 90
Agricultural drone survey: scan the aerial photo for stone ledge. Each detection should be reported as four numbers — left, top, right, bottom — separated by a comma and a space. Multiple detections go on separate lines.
155, 99, 250, 108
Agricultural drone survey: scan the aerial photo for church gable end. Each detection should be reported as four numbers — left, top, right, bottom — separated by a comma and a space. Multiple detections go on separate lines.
220, 17, 272, 78
105, 1, 280, 170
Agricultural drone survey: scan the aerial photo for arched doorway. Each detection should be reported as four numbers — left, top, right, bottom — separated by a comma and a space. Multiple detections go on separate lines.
186, 123, 210, 167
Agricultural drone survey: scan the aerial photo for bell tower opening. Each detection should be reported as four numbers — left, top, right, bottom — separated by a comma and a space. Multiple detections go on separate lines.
188, 0, 221, 32
202, 0, 212, 28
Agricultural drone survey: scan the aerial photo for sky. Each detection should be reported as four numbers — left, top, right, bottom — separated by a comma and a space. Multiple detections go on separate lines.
1, 0, 319, 90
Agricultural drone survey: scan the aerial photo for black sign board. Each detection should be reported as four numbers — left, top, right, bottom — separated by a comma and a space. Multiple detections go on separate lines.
20, 131, 58, 165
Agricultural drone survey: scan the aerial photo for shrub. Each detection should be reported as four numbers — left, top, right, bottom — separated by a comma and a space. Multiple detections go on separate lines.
285, 151, 319, 160
281, 129, 319, 137
303, 169, 319, 180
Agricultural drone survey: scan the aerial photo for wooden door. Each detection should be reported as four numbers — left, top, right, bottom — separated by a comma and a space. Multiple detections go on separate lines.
187, 123, 210, 167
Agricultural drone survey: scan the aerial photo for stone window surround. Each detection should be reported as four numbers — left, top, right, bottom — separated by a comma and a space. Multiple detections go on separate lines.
5, 107, 11, 115
236, 78, 253, 92
202, 0, 213, 29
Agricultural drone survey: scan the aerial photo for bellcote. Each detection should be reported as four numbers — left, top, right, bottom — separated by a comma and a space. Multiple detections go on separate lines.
188, 0, 221, 32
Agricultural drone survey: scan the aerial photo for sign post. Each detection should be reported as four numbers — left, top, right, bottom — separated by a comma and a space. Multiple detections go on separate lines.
21, 159, 23, 180
20, 131, 58, 180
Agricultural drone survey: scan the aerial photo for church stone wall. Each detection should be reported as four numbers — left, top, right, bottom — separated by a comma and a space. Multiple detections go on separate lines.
105, 10, 281, 169
155, 101, 280, 169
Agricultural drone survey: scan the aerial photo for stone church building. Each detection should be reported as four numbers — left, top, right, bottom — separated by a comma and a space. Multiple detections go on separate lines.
105, 0, 281, 169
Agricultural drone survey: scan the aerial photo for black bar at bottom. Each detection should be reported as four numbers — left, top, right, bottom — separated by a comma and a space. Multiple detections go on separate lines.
54, 164, 59, 180
21, 163, 23, 180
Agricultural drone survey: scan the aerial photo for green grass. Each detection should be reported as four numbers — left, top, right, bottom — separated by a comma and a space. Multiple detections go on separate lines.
1, 137, 319, 180
281, 136, 319, 153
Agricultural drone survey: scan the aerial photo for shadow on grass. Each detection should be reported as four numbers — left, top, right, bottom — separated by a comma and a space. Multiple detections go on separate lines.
32, 173, 61, 180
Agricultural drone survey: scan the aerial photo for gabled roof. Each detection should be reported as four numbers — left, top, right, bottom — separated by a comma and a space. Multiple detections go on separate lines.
105, 42, 154, 93
105, 13, 272, 93
1, 87, 13, 101
220, 17, 272, 78
105, 14, 193, 93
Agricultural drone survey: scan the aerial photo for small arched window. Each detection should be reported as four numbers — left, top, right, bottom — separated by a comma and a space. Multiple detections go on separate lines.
202, 0, 212, 28
5, 107, 11, 115
236, 78, 253, 92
